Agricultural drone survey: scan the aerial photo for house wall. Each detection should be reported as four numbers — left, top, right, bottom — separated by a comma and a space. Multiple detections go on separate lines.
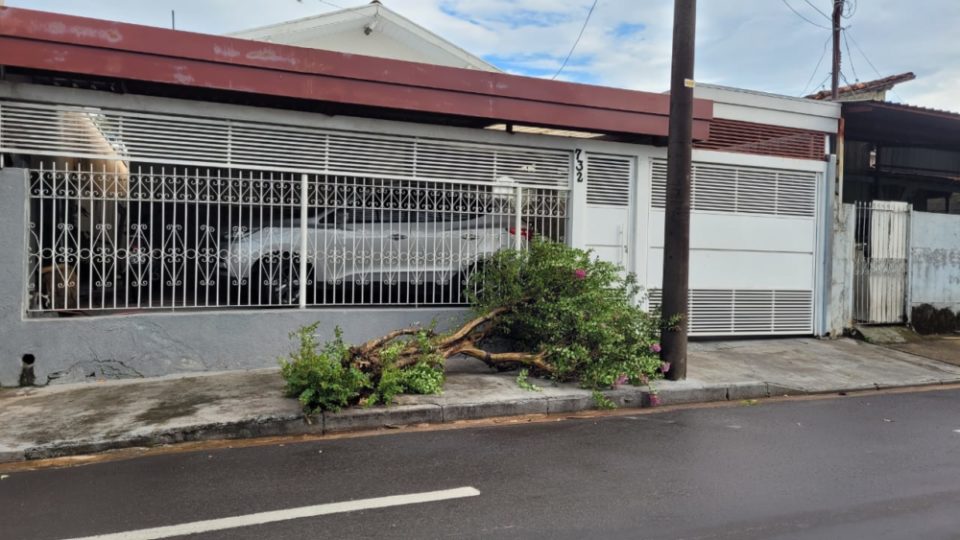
0, 83, 840, 385
0, 167, 466, 387
909, 210, 960, 311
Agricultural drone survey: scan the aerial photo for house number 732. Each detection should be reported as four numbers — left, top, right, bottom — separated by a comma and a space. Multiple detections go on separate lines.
575, 149, 584, 183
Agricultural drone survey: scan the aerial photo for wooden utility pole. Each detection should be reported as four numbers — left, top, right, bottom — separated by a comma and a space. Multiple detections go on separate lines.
660, 0, 697, 381
831, 0, 844, 99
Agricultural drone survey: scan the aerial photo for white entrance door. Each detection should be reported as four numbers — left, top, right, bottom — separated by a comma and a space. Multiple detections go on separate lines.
584, 154, 634, 272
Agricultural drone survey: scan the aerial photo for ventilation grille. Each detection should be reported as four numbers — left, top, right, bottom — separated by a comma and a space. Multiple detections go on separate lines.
586, 155, 632, 206
0, 101, 571, 188
647, 289, 813, 336
694, 118, 826, 161
651, 160, 817, 217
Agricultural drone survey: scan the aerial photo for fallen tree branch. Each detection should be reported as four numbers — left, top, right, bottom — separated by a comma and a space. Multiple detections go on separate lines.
452, 343, 555, 374
436, 306, 510, 349
352, 326, 431, 357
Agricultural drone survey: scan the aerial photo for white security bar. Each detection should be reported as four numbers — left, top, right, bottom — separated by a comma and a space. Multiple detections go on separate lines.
25, 163, 568, 314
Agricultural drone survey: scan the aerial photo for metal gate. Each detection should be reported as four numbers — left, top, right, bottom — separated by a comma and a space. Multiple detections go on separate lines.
854, 201, 910, 324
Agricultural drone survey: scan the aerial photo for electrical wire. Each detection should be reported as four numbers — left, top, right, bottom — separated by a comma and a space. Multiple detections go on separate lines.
841, 28, 859, 82
802, 0, 832, 21
781, 0, 831, 29
800, 34, 832, 96
813, 73, 832, 93
552, 0, 599, 80
842, 0, 857, 19
845, 28, 905, 102
297, 0, 344, 8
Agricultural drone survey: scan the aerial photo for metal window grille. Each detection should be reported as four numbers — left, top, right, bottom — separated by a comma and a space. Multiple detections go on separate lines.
25, 163, 568, 315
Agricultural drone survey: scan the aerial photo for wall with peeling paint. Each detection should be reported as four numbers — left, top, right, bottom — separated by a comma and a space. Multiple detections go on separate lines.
910, 211, 960, 312
828, 204, 855, 336
0, 167, 467, 387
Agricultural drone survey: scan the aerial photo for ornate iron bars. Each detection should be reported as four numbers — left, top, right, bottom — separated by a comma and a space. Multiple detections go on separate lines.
25, 163, 568, 314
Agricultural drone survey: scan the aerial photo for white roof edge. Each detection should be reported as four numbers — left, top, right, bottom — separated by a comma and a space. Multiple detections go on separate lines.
694, 83, 841, 120
226, 3, 500, 72
225, 4, 374, 37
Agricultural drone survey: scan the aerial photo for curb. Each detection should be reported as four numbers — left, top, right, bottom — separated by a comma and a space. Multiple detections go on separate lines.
12, 378, 950, 463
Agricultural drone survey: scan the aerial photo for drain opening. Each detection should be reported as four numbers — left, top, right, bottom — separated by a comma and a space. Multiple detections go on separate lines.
19, 353, 36, 386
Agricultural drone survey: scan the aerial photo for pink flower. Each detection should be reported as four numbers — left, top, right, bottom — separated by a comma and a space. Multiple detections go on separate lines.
649, 394, 661, 407
650, 343, 662, 354
660, 362, 671, 374
639, 373, 649, 385
573, 268, 587, 280
612, 373, 628, 388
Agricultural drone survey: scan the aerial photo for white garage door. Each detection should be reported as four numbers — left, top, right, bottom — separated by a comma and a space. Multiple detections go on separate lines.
647, 159, 820, 336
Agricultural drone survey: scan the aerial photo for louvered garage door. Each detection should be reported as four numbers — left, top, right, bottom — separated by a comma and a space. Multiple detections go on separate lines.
584, 154, 633, 270
648, 159, 819, 336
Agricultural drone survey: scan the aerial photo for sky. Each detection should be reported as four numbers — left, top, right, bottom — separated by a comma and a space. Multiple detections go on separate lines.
7, 0, 959, 111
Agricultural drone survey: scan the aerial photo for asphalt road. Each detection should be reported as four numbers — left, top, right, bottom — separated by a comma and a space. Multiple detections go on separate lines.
3, 388, 960, 540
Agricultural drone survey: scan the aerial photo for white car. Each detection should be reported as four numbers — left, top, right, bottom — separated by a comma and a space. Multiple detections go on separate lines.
219, 207, 527, 304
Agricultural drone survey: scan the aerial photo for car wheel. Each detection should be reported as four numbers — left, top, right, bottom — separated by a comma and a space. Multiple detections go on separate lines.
251, 253, 310, 305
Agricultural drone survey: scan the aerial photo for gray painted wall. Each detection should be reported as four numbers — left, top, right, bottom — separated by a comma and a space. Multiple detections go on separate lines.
0, 167, 468, 387
910, 211, 960, 311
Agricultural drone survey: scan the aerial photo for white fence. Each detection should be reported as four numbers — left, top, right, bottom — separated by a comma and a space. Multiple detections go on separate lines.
25, 163, 567, 314
853, 201, 910, 324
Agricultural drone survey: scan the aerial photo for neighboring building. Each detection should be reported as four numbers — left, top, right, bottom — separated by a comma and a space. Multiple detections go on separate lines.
809, 72, 960, 212
811, 74, 960, 329
0, 6, 838, 386
229, 1, 499, 72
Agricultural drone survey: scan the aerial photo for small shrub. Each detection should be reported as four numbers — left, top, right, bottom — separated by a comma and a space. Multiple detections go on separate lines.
592, 390, 617, 410
280, 323, 444, 413
280, 323, 370, 413
469, 239, 666, 394
516, 368, 542, 392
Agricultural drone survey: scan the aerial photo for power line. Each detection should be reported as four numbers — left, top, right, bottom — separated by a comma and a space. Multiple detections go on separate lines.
780, 0, 831, 29
839, 69, 852, 86
842, 0, 858, 18
552, 0, 599, 80
813, 72, 832, 93
296, 0, 344, 9
841, 28, 859, 81
802, 0, 832, 21
844, 29, 881, 78
845, 28, 905, 102
800, 34, 832, 96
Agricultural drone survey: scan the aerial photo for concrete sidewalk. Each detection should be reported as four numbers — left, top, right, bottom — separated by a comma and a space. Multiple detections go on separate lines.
2, 337, 960, 462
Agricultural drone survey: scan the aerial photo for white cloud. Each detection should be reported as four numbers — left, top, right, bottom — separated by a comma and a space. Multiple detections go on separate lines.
7, 0, 958, 110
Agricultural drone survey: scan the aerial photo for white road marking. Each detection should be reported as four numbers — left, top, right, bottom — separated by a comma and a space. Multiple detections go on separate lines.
65, 486, 480, 540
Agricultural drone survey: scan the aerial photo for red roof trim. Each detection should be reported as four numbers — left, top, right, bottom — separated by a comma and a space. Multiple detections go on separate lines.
0, 7, 713, 139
